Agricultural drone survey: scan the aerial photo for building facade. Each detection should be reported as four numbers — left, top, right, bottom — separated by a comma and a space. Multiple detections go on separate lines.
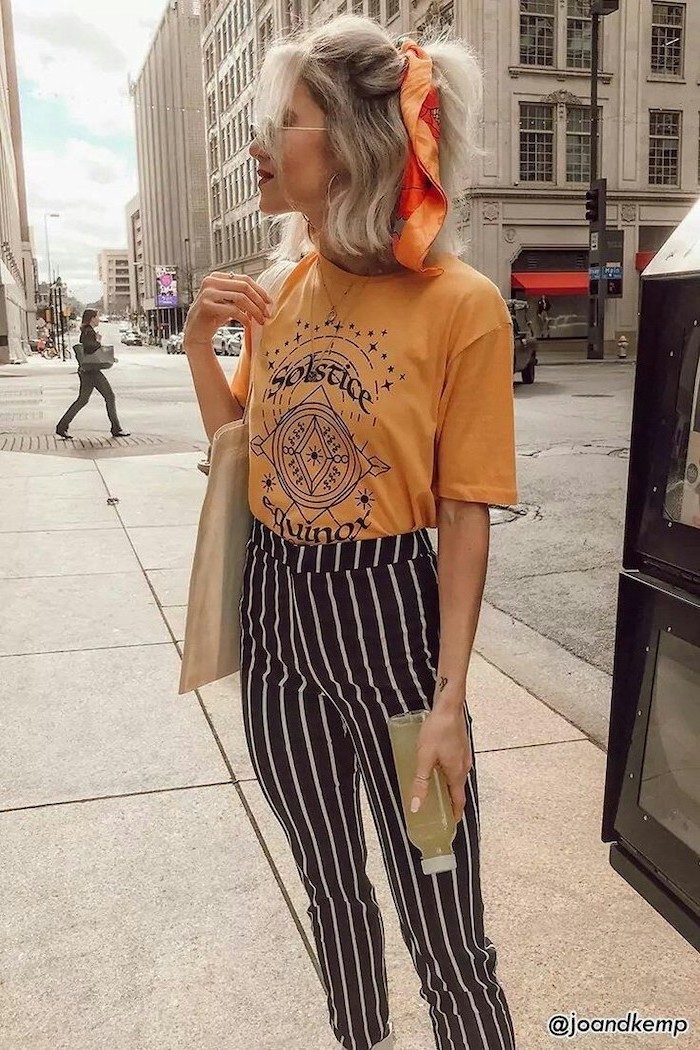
0, 0, 36, 364
98, 250, 131, 316
202, 0, 699, 345
126, 194, 145, 319
131, 0, 211, 338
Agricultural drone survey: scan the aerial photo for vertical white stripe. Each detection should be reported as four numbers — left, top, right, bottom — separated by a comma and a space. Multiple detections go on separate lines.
245, 546, 341, 1036
372, 538, 381, 567
325, 572, 459, 1050
353, 541, 362, 570
386, 563, 430, 703
334, 541, 342, 572
283, 575, 357, 1041
407, 555, 507, 1048
316, 698, 384, 1045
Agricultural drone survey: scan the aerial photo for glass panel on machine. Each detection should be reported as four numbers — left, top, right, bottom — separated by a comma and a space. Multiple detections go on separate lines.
664, 327, 700, 527
638, 632, 700, 854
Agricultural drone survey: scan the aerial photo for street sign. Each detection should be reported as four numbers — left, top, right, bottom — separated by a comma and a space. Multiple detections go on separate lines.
606, 228, 624, 298
591, 232, 599, 252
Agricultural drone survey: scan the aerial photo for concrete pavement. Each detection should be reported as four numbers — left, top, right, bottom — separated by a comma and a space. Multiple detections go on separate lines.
0, 436, 698, 1049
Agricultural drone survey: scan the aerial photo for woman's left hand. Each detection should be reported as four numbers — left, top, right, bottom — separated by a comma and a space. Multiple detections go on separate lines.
410, 701, 473, 823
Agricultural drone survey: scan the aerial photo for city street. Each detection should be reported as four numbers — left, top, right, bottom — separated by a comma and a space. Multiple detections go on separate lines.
3, 346, 697, 1050
2, 333, 635, 683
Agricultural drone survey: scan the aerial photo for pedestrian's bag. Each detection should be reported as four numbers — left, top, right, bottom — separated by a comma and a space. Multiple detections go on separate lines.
73, 343, 115, 370
178, 262, 295, 695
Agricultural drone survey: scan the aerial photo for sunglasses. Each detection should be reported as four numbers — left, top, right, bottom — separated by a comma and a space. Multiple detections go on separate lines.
249, 119, 328, 143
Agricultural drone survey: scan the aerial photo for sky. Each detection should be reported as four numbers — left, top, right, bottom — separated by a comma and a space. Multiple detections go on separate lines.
14, 0, 170, 302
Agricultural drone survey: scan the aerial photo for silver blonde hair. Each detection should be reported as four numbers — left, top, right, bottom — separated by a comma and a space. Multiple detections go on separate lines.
254, 15, 483, 267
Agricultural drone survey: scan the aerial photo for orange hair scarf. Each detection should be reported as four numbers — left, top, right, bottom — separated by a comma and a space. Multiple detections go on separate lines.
391, 39, 447, 276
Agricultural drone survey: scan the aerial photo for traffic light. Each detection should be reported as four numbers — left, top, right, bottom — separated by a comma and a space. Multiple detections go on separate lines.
585, 187, 600, 224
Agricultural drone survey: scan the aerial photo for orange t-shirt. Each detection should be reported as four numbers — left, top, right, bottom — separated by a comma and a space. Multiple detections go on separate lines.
230, 251, 517, 545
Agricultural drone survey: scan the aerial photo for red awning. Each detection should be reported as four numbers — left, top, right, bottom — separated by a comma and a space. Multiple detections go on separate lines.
510, 271, 589, 297
636, 250, 656, 272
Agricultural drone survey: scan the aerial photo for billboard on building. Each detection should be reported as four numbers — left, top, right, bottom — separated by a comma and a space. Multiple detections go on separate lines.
155, 266, 178, 308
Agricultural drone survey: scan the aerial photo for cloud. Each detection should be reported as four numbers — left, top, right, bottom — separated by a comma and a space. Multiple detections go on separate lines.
14, 0, 170, 300
25, 140, 137, 299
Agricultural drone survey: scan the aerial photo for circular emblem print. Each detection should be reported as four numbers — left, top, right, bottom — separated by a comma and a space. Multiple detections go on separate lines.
687, 462, 698, 484
272, 400, 363, 510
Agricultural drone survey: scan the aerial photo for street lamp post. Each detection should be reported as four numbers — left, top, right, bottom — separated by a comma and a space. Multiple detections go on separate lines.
586, 1, 620, 360
43, 212, 60, 286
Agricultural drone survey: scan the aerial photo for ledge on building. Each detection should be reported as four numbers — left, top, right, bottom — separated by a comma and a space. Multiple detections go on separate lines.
508, 65, 613, 84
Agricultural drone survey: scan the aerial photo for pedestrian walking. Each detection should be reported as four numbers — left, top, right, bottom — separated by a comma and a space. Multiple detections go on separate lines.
536, 294, 552, 339
56, 309, 130, 439
183, 16, 517, 1050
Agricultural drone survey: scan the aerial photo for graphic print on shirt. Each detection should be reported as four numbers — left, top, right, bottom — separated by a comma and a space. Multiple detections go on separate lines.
251, 317, 406, 544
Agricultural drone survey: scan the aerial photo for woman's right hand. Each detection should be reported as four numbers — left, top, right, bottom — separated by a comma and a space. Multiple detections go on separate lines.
183, 271, 274, 353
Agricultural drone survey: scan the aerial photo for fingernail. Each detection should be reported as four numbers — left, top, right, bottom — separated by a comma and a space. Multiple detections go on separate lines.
265, 305, 274, 317
410, 797, 421, 813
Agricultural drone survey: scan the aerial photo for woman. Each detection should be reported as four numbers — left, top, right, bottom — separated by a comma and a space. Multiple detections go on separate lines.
184, 16, 517, 1050
56, 309, 130, 438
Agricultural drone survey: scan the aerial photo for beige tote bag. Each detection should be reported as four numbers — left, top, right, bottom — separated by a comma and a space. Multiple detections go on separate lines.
178, 262, 295, 695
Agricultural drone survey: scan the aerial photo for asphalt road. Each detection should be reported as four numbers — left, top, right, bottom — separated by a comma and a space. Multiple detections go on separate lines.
3, 328, 636, 676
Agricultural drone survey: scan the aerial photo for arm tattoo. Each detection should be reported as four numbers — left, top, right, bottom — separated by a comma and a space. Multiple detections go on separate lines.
438, 676, 448, 693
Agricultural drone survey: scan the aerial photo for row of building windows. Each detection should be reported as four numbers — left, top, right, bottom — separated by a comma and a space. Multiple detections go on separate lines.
519, 1, 686, 76
211, 157, 257, 220
331, 0, 401, 20
209, 101, 253, 172
213, 213, 263, 265
519, 103, 692, 187
208, 43, 255, 127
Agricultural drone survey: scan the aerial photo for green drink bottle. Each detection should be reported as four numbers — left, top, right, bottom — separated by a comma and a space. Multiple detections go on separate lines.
388, 710, 458, 875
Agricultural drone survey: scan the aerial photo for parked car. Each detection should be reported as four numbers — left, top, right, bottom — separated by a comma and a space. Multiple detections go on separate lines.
212, 325, 243, 356
167, 333, 184, 354
121, 330, 143, 346
507, 298, 538, 385
223, 330, 243, 356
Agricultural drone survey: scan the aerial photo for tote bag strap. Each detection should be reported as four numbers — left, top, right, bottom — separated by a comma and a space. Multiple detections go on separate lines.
242, 259, 297, 424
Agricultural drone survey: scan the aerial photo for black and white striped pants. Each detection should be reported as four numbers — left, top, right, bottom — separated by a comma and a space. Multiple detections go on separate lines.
240, 519, 516, 1050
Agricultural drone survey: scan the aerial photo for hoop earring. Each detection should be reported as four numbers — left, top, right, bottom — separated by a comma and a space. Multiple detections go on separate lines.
326, 172, 341, 206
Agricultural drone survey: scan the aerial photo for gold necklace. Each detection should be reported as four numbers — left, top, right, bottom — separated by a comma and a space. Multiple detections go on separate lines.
314, 259, 370, 349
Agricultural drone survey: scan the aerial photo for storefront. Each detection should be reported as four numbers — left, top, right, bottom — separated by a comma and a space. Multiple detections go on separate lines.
510, 248, 589, 338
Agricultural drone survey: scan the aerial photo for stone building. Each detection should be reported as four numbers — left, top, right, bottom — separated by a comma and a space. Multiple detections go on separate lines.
0, 0, 36, 363
131, 0, 211, 337
202, 0, 699, 345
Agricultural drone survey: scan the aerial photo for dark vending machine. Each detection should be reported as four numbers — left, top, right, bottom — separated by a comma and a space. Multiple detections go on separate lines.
603, 202, 700, 952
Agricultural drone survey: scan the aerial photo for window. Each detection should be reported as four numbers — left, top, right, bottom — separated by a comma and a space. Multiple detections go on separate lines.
204, 41, 215, 81
353, 0, 363, 13
386, 0, 399, 19
211, 181, 222, 218
209, 134, 219, 171
519, 103, 555, 182
566, 0, 591, 69
218, 78, 225, 110
520, 0, 555, 67
259, 13, 274, 62
207, 92, 216, 128
368, 0, 380, 20
203, 0, 213, 28
649, 110, 681, 185
651, 4, 684, 76
566, 105, 594, 182
214, 227, 223, 264
337, 0, 348, 12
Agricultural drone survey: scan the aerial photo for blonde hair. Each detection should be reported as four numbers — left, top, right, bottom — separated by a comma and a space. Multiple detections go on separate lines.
254, 15, 483, 268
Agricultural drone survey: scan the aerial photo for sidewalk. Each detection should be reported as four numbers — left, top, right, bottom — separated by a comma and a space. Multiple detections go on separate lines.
534, 338, 636, 366
0, 446, 696, 1050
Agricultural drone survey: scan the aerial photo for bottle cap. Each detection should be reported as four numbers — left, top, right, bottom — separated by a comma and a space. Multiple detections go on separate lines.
421, 853, 457, 875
